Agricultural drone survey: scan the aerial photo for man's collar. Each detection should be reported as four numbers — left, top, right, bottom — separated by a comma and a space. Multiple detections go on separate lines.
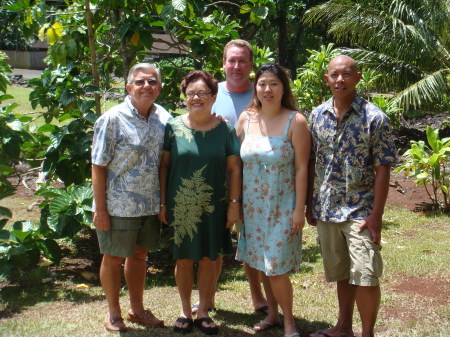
323, 93, 364, 116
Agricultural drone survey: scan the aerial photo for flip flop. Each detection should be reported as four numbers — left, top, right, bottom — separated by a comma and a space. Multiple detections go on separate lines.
194, 317, 219, 335
254, 305, 269, 314
285, 332, 300, 337
311, 330, 356, 337
253, 320, 280, 331
173, 317, 193, 334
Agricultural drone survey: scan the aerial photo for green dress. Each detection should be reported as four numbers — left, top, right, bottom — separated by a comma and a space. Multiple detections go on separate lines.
163, 116, 240, 261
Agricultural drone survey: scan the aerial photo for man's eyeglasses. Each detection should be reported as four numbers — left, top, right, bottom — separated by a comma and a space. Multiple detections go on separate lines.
185, 92, 212, 98
133, 79, 159, 86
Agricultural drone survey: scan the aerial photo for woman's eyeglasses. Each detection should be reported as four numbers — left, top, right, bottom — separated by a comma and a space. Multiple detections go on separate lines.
186, 92, 212, 98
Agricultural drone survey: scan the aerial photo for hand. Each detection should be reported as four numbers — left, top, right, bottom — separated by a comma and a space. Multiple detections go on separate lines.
93, 210, 111, 230
226, 203, 240, 229
305, 204, 317, 227
158, 207, 168, 225
290, 209, 305, 234
212, 112, 229, 123
359, 213, 382, 244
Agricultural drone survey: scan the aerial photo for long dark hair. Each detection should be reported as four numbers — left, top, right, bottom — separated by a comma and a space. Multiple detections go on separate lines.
248, 63, 298, 111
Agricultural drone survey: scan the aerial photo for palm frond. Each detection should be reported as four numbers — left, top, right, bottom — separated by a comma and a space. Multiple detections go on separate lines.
394, 69, 449, 109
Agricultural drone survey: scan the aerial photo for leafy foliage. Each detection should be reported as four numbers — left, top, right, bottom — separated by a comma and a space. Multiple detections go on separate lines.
394, 126, 450, 210
292, 43, 338, 111
304, 0, 450, 111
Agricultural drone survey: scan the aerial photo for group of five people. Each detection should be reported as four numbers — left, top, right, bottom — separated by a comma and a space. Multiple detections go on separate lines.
92, 39, 396, 337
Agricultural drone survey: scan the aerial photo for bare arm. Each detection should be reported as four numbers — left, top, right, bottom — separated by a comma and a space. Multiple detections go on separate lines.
236, 111, 247, 143
92, 164, 110, 230
158, 151, 170, 224
226, 155, 242, 229
290, 113, 311, 233
306, 158, 316, 226
359, 164, 391, 244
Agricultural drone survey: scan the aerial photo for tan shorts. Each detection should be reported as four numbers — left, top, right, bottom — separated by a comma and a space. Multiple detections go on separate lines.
96, 215, 161, 258
316, 219, 383, 286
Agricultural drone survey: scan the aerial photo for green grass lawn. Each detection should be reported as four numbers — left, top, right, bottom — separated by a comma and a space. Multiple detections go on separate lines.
3, 86, 119, 126
0, 206, 448, 337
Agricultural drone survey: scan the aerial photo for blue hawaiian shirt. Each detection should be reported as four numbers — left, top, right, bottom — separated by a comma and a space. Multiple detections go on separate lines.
309, 94, 397, 222
92, 96, 172, 217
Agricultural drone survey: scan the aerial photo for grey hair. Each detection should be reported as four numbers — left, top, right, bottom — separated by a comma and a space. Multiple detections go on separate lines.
127, 63, 161, 84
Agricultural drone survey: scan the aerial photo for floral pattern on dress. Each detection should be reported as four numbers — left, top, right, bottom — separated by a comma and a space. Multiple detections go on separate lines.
309, 94, 397, 222
236, 112, 302, 276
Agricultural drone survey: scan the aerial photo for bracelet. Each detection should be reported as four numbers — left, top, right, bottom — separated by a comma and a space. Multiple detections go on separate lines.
160, 203, 166, 208
229, 199, 241, 203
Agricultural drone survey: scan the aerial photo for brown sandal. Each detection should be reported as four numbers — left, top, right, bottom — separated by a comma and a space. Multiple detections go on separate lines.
104, 313, 127, 332
126, 309, 164, 327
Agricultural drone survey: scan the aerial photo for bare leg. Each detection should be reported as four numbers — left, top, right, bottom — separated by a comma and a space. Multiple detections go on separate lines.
125, 246, 147, 313
310, 279, 355, 337
356, 285, 380, 337
253, 271, 280, 331
174, 259, 194, 329
196, 257, 217, 328
100, 254, 124, 316
268, 273, 296, 335
244, 262, 268, 310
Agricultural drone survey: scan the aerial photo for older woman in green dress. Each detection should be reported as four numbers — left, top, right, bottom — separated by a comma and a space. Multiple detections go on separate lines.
159, 70, 242, 335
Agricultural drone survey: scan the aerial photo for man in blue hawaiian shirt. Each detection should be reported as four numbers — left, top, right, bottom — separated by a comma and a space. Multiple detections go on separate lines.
307, 55, 396, 337
92, 63, 171, 332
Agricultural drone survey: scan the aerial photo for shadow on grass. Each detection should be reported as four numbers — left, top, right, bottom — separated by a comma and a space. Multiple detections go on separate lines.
0, 282, 104, 319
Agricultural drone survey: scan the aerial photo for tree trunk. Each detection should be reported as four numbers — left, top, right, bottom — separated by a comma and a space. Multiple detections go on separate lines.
84, 0, 101, 115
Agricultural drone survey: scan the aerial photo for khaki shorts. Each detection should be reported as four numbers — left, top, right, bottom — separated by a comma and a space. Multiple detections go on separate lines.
316, 219, 383, 286
96, 215, 161, 258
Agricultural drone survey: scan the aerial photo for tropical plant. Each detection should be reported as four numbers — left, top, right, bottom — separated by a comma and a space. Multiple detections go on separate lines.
292, 43, 338, 111
394, 126, 450, 210
370, 96, 403, 129
303, 0, 450, 111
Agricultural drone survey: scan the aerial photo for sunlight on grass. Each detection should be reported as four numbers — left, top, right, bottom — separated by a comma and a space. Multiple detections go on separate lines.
0, 206, 448, 336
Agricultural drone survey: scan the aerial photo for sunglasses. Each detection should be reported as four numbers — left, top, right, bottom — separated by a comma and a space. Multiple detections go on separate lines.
133, 79, 159, 86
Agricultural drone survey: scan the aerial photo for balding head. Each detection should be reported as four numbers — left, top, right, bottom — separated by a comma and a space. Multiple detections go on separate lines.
324, 55, 361, 101
328, 55, 358, 73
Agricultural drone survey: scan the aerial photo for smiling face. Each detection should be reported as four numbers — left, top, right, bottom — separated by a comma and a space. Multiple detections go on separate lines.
255, 72, 284, 107
223, 46, 253, 89
185, 79, 216, 115
126, 69, 162, 107
324, 56, 361, 100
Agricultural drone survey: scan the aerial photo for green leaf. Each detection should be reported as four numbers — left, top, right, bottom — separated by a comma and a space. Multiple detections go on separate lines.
37, 124, 57, 132
0, 94, 13, 102
65, 39, 77, 58
172, 0, 186, 11
0, 229, 10, 240
38, 239, 62, 263
426, 126, 439, 153
59, 91, 76, 106
0, 218, 8, 229
0, 207, 12, 218
10, 229, 32, 242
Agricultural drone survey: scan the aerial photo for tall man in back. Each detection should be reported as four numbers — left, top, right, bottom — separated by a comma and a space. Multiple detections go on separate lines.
306, 55, 396, 337
196, 39, 268, 314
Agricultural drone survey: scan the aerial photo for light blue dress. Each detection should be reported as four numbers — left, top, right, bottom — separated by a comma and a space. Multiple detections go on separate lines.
236, 111, 302, 276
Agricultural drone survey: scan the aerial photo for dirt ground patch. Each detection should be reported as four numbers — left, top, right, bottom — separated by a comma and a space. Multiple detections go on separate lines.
382, 276, 449, 323
387, 174, 433, 211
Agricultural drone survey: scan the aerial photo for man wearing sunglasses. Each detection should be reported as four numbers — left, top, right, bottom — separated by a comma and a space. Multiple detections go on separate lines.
92, 63, 172, 332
